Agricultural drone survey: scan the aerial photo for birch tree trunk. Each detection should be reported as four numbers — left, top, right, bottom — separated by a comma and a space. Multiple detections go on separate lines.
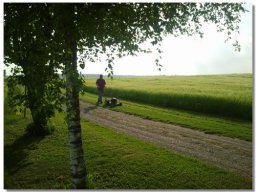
64, 4, 87, 189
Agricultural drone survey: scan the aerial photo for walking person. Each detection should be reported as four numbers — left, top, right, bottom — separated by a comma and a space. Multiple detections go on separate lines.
96, 74, 106, 104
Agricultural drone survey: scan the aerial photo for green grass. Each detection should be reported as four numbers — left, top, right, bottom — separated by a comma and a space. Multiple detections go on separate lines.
80, 92, 252, 141
84, 74, 252, 120
4, 93, 252, 189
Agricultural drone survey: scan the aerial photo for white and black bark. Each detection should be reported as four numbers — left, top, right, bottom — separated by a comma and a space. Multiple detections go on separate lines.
63, 4, 87, 189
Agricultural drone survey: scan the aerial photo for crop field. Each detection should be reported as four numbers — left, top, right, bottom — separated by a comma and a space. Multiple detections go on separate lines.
84, 74, 252, 121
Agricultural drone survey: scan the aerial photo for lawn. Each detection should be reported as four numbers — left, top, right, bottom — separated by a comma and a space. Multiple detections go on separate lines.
4, 92, 252, 189
84, 74, 252, 120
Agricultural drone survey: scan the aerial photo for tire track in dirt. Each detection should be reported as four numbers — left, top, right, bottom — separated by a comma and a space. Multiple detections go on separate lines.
79, 101, 252, 177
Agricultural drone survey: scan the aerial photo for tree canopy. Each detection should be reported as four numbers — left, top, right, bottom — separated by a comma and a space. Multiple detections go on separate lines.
5, 3, 246, 75
4, 4, 65, 134
73, 3, 246, 72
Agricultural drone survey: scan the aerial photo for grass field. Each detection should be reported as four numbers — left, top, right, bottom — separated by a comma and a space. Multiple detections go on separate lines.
84, 74, 252, 121
80, 92, 252, 141
4, 92, 252, 189
4, 74, 253, 189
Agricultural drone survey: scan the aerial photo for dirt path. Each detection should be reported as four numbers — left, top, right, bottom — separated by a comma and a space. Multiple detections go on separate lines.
79, 101, 252, 177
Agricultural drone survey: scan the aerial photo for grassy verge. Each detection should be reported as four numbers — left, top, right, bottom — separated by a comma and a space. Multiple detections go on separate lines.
4, 101, 252, 189
84, 74, 252, 121
80, 92, 252, 141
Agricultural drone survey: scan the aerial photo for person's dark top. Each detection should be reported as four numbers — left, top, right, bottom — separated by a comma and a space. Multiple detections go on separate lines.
96, 78, 106, 91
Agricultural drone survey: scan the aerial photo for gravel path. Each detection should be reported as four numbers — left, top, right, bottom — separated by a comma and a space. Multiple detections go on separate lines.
79, 101, 252, 177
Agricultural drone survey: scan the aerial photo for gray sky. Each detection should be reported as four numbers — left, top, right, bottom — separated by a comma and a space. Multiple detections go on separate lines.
81, 3, 253, 76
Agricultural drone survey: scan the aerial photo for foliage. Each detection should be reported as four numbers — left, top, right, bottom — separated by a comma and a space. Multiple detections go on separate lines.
74, 3, 246, 75
4, 4, 65, 135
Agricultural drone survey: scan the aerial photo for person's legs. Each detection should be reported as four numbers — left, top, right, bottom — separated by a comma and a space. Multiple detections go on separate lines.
98, 89, 103, 103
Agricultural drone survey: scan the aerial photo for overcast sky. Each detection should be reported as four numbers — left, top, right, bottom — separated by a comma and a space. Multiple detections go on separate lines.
81, 3, 253, 76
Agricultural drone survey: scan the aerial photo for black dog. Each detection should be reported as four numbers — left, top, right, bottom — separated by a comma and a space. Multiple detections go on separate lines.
104, 97, 122, 107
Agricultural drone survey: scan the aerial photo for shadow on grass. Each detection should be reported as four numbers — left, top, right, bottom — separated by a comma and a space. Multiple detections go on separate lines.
4, 131, 45, 175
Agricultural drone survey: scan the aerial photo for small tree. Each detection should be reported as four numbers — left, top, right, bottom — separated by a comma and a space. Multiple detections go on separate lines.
4, 4, 65, 135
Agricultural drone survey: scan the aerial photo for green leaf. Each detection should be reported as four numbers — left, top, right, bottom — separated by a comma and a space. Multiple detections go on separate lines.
79, 63, 85, 69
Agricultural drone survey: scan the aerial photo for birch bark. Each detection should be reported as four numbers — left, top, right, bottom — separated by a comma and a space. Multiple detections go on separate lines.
64, 4, 87, 189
